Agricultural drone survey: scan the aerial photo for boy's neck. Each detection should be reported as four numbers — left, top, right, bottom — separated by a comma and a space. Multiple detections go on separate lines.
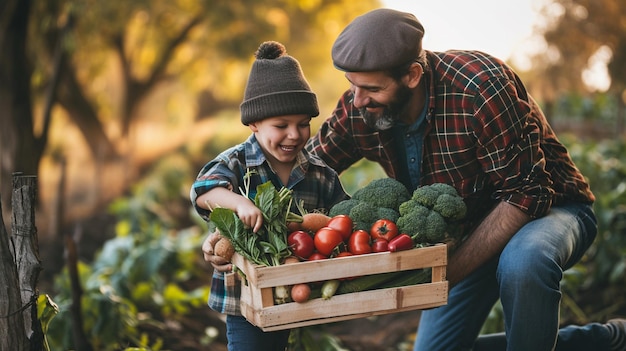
270, 160, 294, 186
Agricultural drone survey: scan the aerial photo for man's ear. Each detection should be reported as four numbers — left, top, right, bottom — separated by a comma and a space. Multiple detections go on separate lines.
405, 62, 424, 89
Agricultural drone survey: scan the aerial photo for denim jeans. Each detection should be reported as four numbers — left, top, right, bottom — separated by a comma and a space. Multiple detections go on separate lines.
414, 203, 606, 351
226, 315, 290, 351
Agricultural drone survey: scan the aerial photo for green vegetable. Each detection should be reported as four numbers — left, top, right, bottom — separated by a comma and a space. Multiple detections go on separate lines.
397, 210, 447, 243
396, 183, 467, 244
376, 207, 400, 223
209, 177, 295, 267
378, 269, 431, 288
321, 279, 341, 300
328, 198, 360, 217
352, 177, 411, 210
410, 186, 440, 208
433, 193, 467, 220
328, 178, 408, 230
348, 201, 378, 231
335, 271, 404, 294
428, 183, 460, 196
424, 211, 447, 241
335, 269, 431, 294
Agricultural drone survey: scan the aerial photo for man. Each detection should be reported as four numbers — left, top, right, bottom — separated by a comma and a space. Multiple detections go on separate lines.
202, 7, 625, 351
303, 8, 625, 351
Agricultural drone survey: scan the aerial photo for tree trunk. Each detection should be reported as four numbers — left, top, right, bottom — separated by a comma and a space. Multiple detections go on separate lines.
0, 0, 39, 217
0, 198, 28, 351
11, 174, 44, 350
0, 174, 43, 351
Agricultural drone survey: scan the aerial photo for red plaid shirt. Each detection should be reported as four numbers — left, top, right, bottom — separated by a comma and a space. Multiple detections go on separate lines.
306, 50, 594, 227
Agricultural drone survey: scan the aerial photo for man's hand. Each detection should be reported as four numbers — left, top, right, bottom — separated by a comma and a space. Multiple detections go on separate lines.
202, 230, 233, 272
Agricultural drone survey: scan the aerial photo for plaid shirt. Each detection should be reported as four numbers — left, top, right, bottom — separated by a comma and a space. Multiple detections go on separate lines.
306, 50, 594, 229
191, 134, 349, 315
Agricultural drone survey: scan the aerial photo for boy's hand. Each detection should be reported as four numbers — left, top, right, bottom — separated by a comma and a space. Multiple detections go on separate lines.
235, 200, 264, 233
202, 231, 233, 272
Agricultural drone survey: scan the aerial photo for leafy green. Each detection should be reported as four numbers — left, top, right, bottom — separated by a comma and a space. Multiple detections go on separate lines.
209, 180, 294, 266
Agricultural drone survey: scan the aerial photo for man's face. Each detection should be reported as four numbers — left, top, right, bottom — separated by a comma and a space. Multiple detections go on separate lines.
345, 71, 412, 131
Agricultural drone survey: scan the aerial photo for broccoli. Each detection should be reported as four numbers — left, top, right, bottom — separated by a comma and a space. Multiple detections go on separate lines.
428, 183, 459, 197
376, 207, 400, 223
329, 198, 360, 217
352, 177, 410, 210
433, 193, 467, 220
396, 208, 447, 244
396, 204, 427, 234
349, 201, 378, 231
397, 183, 467, 244
424, 210, 447, 242
411, 186, 440, 208
399, 200, 430, 218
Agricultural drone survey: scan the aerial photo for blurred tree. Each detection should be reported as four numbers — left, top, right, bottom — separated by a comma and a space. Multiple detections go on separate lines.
0, 0, 40, 211
0, 0, 379, 213
529, 0, 625, 132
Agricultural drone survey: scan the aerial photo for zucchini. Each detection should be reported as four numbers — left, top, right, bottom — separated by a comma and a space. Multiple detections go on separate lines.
378, 268, 431, 289
321, 279, 341, 299
335, 271, 405, 294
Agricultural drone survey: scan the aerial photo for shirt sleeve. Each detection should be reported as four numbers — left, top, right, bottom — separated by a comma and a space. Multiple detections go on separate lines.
190, 158, 241, 221
472, 77, 554, 217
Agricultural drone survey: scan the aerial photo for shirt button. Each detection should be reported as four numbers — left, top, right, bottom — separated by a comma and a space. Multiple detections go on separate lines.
410, 158, 416, 163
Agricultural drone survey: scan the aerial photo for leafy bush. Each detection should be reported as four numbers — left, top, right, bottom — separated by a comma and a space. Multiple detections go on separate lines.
45, 156, 215, 350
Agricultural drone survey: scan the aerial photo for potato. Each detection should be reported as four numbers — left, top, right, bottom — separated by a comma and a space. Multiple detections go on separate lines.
214, 237, 235, 261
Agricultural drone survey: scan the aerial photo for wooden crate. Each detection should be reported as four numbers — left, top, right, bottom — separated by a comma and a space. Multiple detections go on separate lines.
230, 244, 448, 331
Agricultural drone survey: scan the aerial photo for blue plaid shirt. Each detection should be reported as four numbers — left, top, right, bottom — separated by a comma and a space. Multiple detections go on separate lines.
191, 134, 349, 315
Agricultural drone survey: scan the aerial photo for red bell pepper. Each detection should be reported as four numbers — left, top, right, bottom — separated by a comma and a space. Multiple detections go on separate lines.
387, 234, 414, 252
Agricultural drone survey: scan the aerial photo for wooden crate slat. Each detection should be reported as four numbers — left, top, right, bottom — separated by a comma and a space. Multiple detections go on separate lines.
232, 244, 449, 331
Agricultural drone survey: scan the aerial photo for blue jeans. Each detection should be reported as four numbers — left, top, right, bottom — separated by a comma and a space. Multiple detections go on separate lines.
414, 203, 607, 351
226, 315, 290, 351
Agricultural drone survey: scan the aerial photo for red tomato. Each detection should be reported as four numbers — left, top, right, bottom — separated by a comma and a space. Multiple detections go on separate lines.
337, 251, 354, 257
371, 238, 389, 252
326, 215, 354, 241
370, 219, 399, 241
288, 230, 315, 259
307, 252, 328, 261
314, 227, 344, 256
348, 230, 372, 255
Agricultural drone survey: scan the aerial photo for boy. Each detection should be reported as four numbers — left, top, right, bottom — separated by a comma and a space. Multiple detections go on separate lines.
190, 41, 349, 351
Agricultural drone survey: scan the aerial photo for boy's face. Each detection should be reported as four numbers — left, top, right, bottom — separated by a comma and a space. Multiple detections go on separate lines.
249, 114, 312, 166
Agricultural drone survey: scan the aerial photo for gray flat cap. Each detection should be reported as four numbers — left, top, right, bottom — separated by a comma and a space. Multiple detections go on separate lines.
332, 8, 425, 72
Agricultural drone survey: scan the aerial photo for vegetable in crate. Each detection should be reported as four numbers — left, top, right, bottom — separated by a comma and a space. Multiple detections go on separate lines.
352, 177, 411, 209
370, 218, 399, 241
329, 177, 407, 231
209, 181, 296, 267
214, 236, 235, 261
291, 283, 312, 303
288, 230, 315, 259
396, 183, 467, 244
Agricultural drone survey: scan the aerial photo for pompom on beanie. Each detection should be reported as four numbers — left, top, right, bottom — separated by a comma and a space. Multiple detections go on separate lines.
240, 41, 319, 125
332, 8, 425, 72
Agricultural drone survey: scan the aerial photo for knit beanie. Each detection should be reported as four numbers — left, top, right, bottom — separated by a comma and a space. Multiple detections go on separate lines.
240, 41, 319, 125
332, 8, 425, 72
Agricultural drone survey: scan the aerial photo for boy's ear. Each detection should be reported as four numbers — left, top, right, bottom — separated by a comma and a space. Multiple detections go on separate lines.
249, 122, 259, 132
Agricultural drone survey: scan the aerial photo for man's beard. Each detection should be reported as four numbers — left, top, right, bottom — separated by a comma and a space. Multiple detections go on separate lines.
359, 84, 412, 131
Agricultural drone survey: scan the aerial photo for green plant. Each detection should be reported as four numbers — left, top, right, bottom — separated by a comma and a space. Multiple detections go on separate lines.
45, 156, 213, 350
